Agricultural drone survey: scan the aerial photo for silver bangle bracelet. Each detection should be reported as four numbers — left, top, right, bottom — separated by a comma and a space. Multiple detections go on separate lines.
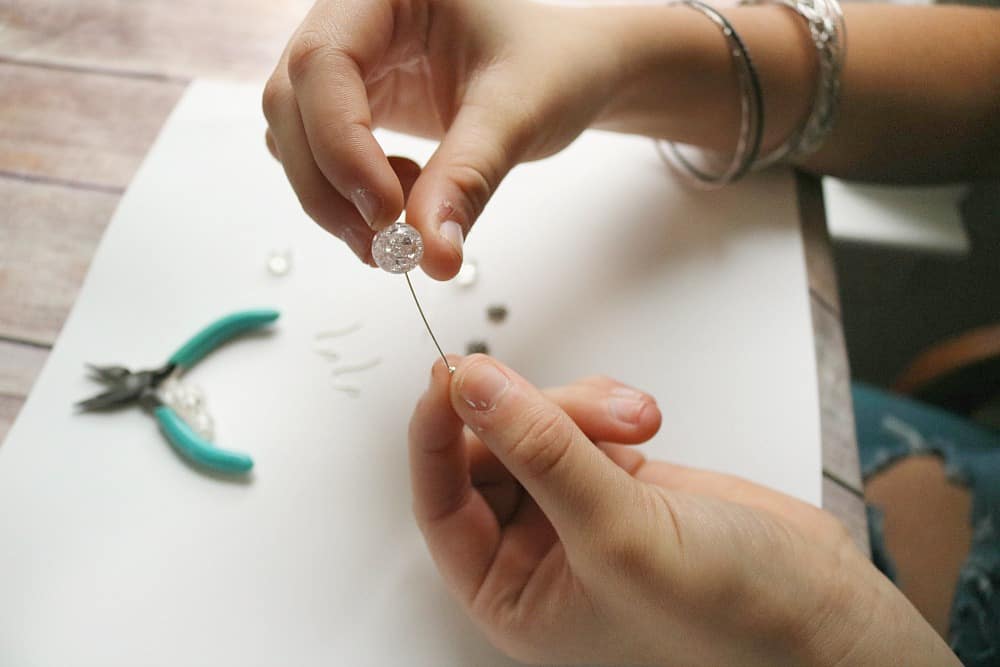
743, 0, 846, 168
656, 0, 765, 189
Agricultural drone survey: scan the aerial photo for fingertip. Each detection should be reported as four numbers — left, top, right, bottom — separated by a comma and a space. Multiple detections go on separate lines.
430, 354, 463, 385
410, 358, 465, 449
449, 353, 507, 415
607, 387, 662, 441
407, 181, 470, 282
419, 235, 464, 281
351, 166, 405, 232
450, 352, 498, 377
448, 352, 483, 386
317, 130, 404, 232
641, 398, 663, 436
629, 386, 663, 436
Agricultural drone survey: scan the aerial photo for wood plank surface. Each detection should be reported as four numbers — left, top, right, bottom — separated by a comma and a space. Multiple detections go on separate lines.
0, 178, 119, 345
797, 171, 841, 314
823, 475, 871, 556
0, 62, 185, 189
0, 395, 24, 445
0, 339, 48, 397
0, 0, 310, 80
812, 294, 864, 492
0, 342, 47, 446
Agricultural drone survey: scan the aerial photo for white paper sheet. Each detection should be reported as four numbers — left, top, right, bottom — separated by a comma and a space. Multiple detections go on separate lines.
0, 81, 821, 666
824, 177, 970, 254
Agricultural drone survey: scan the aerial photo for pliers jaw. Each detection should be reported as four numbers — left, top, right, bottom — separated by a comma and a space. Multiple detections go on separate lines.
75, 363, 175, 412
85, 364, 132, 385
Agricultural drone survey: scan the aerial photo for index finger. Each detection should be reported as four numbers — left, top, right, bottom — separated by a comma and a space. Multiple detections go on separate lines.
286, 0, 404, 229
408, 356, 500, 603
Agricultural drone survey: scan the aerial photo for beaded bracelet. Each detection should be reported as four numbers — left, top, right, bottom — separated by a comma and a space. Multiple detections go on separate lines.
742, 0, 846, 168
656, 0, 765, 189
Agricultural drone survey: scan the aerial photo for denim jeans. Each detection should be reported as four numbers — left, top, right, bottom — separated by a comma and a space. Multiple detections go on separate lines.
854, 383, 1000, 666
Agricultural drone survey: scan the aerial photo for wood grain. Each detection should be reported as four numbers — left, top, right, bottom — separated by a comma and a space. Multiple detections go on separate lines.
0, 394, 24, 445
797, 171, 841, 314
798, 173, 866, 537
823, 475, 870, 556
0, 342, 46, 446
0, 339, 48, 397
812, 294, 863, 493
0, 178, 119, 345
0, 62, 185, 189
0, 0, 310, 80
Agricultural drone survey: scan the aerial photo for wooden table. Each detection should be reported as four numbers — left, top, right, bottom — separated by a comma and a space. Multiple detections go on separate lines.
0, 0, 868, 552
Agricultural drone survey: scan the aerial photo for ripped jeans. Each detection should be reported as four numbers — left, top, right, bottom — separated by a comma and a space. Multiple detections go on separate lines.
853, 383, 1000, 667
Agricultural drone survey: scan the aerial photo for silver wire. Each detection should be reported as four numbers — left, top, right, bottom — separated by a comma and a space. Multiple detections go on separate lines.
404, 272, 454, 373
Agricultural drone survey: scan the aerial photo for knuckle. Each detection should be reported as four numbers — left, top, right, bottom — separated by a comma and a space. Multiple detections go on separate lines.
261, 76, 290, 123
447, 159, 498, 220
315, 116, 370, 165
297, 192, 330, 224
286, 30, 331, 84
475, 603, 549, 666
511, 406, 575, 481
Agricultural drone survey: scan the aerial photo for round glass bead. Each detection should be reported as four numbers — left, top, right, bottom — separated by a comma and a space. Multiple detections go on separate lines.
454, 259, 478, 287
372, 222, 424, 274
158, 378, 215, 441
267, 250, 292, 276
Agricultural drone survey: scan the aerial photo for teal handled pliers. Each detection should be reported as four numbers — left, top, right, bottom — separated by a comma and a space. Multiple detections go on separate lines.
76, 309, 280, 475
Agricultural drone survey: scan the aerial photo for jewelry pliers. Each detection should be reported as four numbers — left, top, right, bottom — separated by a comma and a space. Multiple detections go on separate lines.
75, 309, 280, 475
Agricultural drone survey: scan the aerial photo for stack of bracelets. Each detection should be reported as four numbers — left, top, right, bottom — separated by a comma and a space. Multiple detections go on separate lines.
657, 0, 846, 189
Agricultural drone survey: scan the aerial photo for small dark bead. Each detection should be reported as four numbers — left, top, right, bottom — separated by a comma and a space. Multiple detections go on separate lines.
465, 340, 490, 355
486, 304, 508, 324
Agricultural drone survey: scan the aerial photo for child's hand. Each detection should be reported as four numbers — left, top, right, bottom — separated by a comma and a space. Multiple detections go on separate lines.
409, 355, 957, 666
263, 0, 625, 276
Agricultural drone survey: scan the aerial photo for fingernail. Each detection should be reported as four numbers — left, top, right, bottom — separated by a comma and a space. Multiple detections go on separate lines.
439, 220, 464, 258
611, 387, 645, 400
459, 361, 510, 412
609, 396, 646, 425
350, 187, 381, 229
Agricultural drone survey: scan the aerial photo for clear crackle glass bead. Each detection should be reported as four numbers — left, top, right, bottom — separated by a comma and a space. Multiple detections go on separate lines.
372, 222, 424, 274
158, 377, 215, 441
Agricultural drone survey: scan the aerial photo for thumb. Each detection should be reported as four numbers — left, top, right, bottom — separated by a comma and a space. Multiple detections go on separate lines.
407, 98, 528, 280
449, 355, 637, 544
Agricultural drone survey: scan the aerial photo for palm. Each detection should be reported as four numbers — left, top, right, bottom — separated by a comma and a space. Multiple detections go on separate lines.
463, 434, 851, 633
362, 7, 472, 142
366, 49, 451, 140
362, 2, 602, 165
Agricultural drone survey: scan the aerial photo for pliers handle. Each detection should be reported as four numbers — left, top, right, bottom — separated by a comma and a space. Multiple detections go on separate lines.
169, 309, 280, 369
153, 406, 254, 474
156, 308, 279, 475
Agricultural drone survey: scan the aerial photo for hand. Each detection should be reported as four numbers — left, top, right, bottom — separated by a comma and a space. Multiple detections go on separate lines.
263, 0, 624, 276
409, 355, 959, 666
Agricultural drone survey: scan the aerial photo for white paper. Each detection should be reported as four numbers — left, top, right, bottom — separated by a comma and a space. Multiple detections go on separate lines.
0, 81, 821, 666
824, 177, 969, 254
